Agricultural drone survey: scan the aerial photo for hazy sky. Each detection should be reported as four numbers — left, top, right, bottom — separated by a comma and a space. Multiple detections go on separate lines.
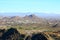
0, 0, 60, 13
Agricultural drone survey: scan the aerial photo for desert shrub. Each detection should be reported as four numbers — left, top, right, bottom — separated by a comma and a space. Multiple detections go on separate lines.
25, 33, 48, 40
2, 28, 21, 40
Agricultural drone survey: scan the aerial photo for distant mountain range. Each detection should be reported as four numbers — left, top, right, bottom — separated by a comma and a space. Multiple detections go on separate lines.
0, 14, 45, 23
0, 13, 60, 18
0, 13, 60, 28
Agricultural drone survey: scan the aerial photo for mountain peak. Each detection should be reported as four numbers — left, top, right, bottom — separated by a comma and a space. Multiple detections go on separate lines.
28, 14, 37, 18
24, 14, 39, 19
11, 16, 21, 20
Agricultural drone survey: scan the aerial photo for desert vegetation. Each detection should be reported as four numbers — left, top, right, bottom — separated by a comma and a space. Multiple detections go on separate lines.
0, 28, 60, 40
